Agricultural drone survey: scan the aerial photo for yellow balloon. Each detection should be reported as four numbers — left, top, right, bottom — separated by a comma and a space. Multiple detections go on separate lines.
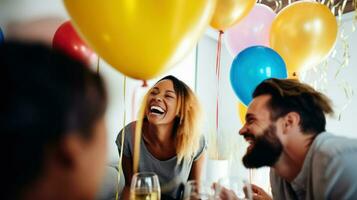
64, 0, 216, 80
237, 102, 247, 125
270, 1, 337, 77
210, 0, 255, 31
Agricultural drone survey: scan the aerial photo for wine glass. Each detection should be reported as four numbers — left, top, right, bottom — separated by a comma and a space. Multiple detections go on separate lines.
183, 180, 214, 200
215, 177, 252, 200
130, 172, 161, 200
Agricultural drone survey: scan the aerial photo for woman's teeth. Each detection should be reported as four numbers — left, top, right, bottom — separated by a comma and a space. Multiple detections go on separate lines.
150, 106, 165, 115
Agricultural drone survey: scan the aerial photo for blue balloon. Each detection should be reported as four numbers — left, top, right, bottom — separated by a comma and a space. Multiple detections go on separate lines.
0, 27, 4, 45
230, 46, 287, 106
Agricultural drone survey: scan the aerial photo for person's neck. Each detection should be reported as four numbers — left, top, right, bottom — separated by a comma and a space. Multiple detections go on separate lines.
146, 122, 175, 146
273, 132, 316, 182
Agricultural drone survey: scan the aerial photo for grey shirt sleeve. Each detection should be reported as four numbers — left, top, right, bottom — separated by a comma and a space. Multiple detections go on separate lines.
269, 133, 357, 200
314, 152, 357, 200
115, 124, 133, 158
193, 135, 207, 161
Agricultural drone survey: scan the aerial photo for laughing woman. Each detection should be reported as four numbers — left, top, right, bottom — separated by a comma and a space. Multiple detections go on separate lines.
116, 75, 206, 200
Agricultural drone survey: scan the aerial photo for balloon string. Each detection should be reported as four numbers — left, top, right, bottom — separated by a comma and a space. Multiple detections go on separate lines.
216, 31, 223, 137
131, 85, 139, 122
123, 76, 127, 145
194, 44, 199, 92
116, 76, 127, 200
131, 82, 149, 122
123, 76, 127, 154
142, 80, 148, 87
130, 80, 148, 123
96, 57, 100, 75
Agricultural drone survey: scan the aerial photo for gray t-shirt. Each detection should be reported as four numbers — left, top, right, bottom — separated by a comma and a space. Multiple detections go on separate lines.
116, 121, 206, 199
270, 132, 357, 200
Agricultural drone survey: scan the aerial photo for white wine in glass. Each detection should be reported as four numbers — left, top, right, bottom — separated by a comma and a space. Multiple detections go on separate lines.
130, 172, 161, 200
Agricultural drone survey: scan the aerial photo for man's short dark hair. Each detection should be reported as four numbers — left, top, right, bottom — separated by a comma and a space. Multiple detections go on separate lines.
0, 42, 107, 199
253, 78, 333, 134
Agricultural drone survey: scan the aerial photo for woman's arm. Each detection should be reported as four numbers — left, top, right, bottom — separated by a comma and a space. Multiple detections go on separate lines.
188, 152, 206, 181
121, 155, 133, 200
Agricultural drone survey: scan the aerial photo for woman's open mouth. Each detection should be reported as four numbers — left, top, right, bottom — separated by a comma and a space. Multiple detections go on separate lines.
150, 105, 165, 116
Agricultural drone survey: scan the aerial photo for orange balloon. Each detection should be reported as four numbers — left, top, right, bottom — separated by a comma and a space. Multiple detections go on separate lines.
237, 102, 247, 125
270, 1, 337, 77
210, 0, 255, 31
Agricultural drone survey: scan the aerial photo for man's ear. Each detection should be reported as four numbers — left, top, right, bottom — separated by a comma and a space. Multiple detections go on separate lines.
55, 133, 85, 170
282, 112, 300, 134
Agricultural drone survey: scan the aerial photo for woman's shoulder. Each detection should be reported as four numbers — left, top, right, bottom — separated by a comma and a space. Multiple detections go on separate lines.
198, 134, 206, 149
119, 120, 149, 139
117, 121, 137, 142
121, 121, 138, 133
192, 135, 207, 161
125, 121, 137, 130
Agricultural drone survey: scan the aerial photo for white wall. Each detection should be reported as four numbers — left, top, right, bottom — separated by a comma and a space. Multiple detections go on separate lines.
0, 0, 68, 25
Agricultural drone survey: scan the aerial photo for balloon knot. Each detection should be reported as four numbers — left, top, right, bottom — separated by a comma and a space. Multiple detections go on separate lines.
142, 80, 148, 87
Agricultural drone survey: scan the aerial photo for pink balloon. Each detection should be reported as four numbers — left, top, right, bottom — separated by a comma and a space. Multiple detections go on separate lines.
225, 4, 276, 56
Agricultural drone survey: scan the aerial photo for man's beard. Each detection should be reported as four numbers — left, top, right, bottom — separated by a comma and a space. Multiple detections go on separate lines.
242, 124, 283, 168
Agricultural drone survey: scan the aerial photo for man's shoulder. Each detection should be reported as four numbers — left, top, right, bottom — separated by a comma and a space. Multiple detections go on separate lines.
309, 133, 357, 199
312, 132, 357, 159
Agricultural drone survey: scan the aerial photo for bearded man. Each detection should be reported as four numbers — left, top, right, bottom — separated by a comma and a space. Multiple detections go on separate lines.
238, 78, 357, 200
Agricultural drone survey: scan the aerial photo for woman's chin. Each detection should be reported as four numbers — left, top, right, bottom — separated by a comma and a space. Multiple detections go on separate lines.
147, 115, 163, 124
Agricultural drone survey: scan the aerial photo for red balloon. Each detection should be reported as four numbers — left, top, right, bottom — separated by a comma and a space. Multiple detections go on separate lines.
53, 21, 97, 66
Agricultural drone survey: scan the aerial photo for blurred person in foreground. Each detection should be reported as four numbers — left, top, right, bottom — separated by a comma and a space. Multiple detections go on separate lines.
1, 41, 108, 200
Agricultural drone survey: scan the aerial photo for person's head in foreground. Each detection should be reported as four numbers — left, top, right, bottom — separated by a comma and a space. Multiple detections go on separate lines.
1, 42, 107, 200
142, 75, 202, 162
239, 78, 333, 169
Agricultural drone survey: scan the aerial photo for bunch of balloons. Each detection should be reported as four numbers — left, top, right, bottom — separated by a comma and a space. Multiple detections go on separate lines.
60, 0, 338, 124
225, 1, 337, 123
